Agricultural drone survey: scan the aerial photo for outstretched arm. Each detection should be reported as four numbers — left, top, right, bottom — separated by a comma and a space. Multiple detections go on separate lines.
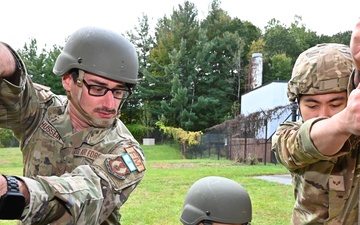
310, 17, 360, 155
0, 42, 16, 78
350, 17, 360, 71
0, 42, 21, 85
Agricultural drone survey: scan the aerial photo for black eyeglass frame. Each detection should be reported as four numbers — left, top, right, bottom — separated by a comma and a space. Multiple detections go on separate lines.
82, 79, 131, 100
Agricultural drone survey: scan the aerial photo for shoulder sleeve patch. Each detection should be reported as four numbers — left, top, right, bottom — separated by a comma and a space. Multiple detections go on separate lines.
105, 156, 131, 179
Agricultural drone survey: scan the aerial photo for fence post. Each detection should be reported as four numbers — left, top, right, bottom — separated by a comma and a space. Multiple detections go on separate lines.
264, 119, 268, 165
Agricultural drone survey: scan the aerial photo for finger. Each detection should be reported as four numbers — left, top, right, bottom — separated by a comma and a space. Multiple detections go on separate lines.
354, 71, 360, 88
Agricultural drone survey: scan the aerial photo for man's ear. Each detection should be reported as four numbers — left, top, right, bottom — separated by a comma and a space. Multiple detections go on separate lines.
62, 74, 72, 91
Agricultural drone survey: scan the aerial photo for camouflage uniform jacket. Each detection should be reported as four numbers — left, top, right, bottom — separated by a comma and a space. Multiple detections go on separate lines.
0, 46, 146, 225
272, 118, 360, 225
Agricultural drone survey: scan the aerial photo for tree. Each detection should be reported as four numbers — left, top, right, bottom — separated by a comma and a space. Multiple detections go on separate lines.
263, 19, 293, 58
145, 0, 201, 130
17, 39, 63, 94
161, 74, 194, 129
124, 13, 156, 125
262, 16, 321, 84
287, 16, 319, 58
198, 1, 250, 122
267, 53, 293, 83
142, 0, 262, 130
328, 31, 352, 45
193, 30, 244, 126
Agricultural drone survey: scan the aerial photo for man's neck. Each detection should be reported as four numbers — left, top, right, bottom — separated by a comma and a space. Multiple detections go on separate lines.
69, 104, 90, 131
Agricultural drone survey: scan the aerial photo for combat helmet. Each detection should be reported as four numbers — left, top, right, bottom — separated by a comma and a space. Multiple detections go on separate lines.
180, 176, 252, 225
53, 26, 138, 86
52, 26, 139, 128
287, 43, 353, 102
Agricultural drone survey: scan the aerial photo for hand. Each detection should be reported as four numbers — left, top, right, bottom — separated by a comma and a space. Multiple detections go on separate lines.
0, 175, 30, 206
19, 179, 30, 206
350, 17, 360, 70
0, 175, 7, 197
0, 42, 16, 78
335, 83, 360, 136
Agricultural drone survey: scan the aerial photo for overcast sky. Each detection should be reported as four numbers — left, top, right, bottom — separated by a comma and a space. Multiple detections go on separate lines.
3, 0, 359, 50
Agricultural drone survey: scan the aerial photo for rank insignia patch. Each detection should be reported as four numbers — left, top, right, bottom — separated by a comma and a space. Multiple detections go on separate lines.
329, 175, 345, 191
105, 156, 130, 179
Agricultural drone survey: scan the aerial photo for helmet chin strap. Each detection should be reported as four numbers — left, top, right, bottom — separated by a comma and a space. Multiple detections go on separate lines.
68, 70, 116, 128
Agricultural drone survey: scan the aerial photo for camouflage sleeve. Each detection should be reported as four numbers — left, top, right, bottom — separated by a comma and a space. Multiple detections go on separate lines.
271, 118, 350, 171
19, 160, 144, 224
0, 47, 41, 140
18, 166, 106, 224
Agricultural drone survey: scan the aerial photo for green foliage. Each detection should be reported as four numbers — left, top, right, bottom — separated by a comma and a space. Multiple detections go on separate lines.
17, 39, 63, 94
124, 14, 156, 125
267, 53, 293, 83
126, 123, 153, 142
156, 121, 203, 157
0, 128, 18, 147
13, 0, 353, 138
156, 122, 202, 146
323, 31, 351, 45
149, 1, 253, 131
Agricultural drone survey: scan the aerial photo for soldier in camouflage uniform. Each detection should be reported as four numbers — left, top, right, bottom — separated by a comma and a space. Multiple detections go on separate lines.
0, 26, 146, 224
271, 41, 360, 224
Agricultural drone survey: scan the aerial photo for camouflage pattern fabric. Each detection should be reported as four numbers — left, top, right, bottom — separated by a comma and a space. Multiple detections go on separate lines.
287, 43, 353, 102
272, 118, 360, 224
0, 47, 146, 224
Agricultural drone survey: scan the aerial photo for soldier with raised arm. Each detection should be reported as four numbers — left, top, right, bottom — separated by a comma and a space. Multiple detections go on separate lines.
0, 26, 146, 224
272, 21, 360, 224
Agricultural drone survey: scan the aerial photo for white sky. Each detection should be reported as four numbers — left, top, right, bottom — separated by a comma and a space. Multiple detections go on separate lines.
3, 0, 360, 50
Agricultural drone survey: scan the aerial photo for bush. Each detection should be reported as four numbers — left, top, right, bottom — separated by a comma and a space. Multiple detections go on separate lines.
0, 128, 19, 147
247, 153, 259, 165
126, 124, 152, 142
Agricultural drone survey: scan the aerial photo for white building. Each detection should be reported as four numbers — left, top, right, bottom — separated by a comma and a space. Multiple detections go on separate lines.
240, 80, 293, 139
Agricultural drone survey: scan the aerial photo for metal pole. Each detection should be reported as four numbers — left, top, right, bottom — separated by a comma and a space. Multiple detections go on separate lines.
264, 119, 268, 165
244, 123, 247, 163
291, 102, 298, 122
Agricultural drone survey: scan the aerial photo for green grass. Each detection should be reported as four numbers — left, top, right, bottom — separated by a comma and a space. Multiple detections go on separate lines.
0, 148, 23, 175
0, 145, 293, 225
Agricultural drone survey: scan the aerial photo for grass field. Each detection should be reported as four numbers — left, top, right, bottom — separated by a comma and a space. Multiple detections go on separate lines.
0, 145, 294, 225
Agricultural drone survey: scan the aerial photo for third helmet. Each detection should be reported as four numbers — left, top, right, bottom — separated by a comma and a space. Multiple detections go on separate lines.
287, 43, 353, 102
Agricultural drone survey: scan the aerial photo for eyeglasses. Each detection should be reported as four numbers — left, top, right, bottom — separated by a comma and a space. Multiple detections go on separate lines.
82, 79, 131, 99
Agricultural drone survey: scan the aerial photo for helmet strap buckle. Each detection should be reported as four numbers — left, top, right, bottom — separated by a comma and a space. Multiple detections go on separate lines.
76, 69, 85, 87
